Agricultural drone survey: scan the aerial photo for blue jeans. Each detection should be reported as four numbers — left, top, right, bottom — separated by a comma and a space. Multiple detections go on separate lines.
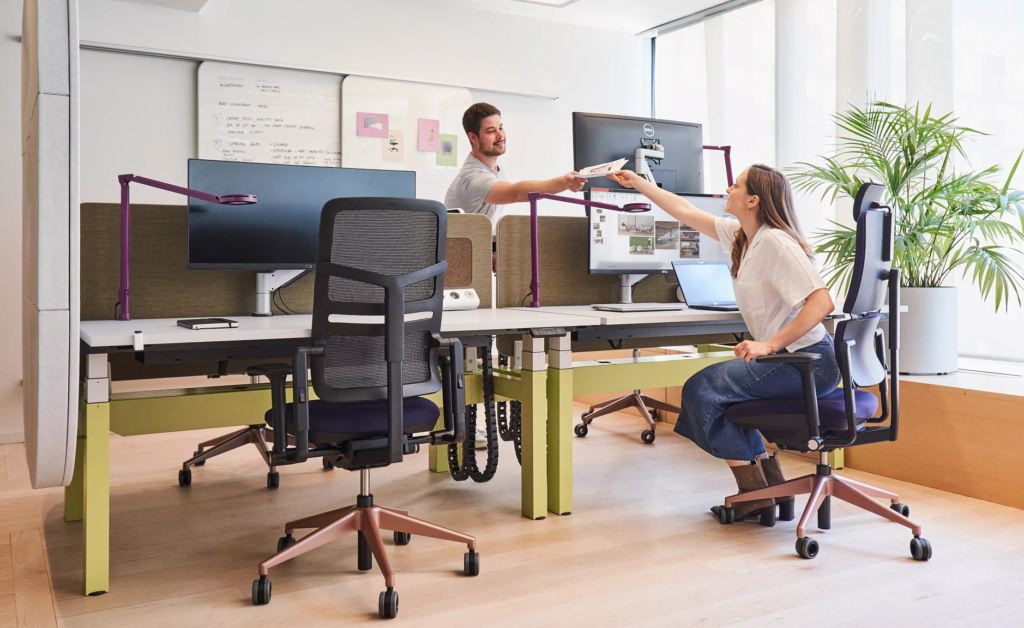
673, 337, 841, 461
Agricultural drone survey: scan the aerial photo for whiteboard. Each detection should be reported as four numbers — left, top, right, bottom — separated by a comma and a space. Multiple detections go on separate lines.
341, 76, 472, 203
198, 62, 342, 167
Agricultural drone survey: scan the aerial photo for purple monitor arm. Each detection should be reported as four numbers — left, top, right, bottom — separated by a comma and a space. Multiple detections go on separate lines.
116, 174, 257, 321
526, 192, 651, 308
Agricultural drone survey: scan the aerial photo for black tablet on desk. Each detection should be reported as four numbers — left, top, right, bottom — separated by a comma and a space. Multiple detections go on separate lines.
177, 318, 239, 330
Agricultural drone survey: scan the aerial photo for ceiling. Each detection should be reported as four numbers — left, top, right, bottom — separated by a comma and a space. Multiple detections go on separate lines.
110, 0, 724, 33
442, 0, 724, 33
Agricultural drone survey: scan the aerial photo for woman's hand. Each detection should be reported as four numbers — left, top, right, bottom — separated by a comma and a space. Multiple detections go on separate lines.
606, 170, 642, 189
734, 340, 774, 362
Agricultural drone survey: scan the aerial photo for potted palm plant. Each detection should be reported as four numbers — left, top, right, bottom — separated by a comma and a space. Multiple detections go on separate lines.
791, 101, 1024, 374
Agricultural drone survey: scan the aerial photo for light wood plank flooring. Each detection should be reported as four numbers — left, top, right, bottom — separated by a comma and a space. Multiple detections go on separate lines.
5, 404, 1024, 626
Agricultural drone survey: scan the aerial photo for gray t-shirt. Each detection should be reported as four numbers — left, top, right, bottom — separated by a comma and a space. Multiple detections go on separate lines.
444, 154, 506, 221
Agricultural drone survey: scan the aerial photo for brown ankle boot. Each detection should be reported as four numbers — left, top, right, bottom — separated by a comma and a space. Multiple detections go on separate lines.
711, 462, 776, 527
759, 454, 795, 521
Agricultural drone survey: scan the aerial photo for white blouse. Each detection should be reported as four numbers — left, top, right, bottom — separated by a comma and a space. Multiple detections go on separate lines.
715, 216, 828, 352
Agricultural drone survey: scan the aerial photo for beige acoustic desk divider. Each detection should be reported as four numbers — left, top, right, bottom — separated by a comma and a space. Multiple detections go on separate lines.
495, 215, 737, 355
80, 204, 492, 380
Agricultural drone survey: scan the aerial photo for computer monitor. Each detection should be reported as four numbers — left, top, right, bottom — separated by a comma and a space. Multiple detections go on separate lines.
573, 112, 703, 194
187, 159, 416, 270
587, 189, 728, 276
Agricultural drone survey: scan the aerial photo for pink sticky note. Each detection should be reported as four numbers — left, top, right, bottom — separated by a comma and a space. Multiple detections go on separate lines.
356, 112, 389, 138
418, 118, 440, 152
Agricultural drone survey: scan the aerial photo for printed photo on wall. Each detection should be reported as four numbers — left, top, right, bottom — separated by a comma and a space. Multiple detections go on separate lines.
382, 129, 405, 163
437, 134, 458, 166
356, 112, 389, 137
679, 238, 700, 258
655, 220, 680, 249
418, 118, 440, 151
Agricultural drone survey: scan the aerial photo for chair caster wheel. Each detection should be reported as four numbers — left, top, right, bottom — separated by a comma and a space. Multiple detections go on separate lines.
252, 576, 271, 605
178, 469, 191, 487
464, 550, 480, 576
910, 536, 932, 561
641, 430, 656, 444
891, 503, 910, 517
379, 588, 398, 619
650, 409, 659, 421
778, 499, 795, 522
267, 472, 280, 489
716, 506, 735, 525
193, 451, 205, 466
574, 424, 588, 438
796, 537, 819, 559
322, 457, 335, 470
276, 534, 295, 552
394, 532, 411, 546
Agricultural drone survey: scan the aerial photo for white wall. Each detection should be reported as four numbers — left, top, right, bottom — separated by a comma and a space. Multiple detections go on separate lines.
76, 0, 647, 208
0, 0, 646, 442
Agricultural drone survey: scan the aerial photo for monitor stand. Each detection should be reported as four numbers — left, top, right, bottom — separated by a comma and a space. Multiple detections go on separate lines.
591, 274, 687, 313
254, 270, 310, 317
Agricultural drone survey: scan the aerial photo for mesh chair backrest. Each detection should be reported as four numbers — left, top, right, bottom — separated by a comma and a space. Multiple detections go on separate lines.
310, 197, 447, 403
836, 189, 892, 389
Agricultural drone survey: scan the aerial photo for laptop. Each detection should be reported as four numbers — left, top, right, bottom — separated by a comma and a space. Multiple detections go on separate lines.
672, 261, 739, 312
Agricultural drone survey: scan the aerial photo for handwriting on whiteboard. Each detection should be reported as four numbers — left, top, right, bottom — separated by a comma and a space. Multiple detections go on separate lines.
198, 62, 342, 167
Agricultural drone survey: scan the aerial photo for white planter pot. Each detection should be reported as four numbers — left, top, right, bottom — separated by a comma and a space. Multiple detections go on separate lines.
899, 287, 958, 375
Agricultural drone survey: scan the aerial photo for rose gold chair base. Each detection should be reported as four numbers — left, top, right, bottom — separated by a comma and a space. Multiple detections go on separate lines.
724, 463, 922, 539
254, 469, 477, 611
581, 390, 679, 444
183, 425, 275, 471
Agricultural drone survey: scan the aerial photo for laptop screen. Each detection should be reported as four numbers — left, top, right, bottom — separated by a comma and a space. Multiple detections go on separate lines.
672, 261, 736, 305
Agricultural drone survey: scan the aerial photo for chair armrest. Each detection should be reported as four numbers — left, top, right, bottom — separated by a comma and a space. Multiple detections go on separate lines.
755, 352, 823, 449
755, 353, 822, 365
246, 363, 292, 378
431, 333, 466, 445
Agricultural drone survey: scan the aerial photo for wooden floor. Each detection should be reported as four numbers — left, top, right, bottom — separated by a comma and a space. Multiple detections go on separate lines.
6, 403, 1024, 627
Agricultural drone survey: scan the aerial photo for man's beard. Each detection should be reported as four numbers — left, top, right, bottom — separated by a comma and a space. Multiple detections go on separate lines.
481, 141, 506, 157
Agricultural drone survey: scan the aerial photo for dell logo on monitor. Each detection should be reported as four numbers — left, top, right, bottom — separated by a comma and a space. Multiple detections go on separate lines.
643, 124, 655, 137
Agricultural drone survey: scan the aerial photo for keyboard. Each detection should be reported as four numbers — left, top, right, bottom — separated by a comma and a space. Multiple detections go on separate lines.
591, 303, 687, 312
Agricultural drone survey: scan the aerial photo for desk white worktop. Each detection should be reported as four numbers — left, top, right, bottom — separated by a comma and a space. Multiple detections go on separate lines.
80, 309, 599, 349
510, 305, 744, 326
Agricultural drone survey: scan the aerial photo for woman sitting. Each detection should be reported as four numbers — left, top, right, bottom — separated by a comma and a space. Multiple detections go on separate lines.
607, 165, 839, 524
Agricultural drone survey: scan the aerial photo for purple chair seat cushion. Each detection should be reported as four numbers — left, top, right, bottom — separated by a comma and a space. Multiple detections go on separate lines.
266, 397, 440, 440
725, 388, 879, 431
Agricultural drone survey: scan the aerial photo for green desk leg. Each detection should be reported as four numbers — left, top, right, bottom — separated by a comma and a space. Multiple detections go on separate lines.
520, 335, 548, 520
64, 430, 85, 523
547, 334, 573, 516
82, 402, 110, 596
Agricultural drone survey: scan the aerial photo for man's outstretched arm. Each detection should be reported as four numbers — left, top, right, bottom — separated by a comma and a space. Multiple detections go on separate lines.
484, 173, 585, 205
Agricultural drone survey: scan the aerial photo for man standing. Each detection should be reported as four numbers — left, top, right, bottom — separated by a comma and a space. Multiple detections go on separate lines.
445, 102, 585, 221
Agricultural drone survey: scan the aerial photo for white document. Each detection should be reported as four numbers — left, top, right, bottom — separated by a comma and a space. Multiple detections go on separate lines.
573, 158, 629, 178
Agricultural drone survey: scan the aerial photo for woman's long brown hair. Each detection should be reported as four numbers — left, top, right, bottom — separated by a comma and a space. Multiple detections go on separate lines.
730, 164, 813, 277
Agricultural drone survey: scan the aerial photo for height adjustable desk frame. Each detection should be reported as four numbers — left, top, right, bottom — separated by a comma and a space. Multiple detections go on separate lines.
71, 310, 591, 596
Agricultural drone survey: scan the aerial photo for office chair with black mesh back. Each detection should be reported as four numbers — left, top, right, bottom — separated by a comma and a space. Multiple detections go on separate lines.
248, 197, 477, 619
717, 183, 932, 562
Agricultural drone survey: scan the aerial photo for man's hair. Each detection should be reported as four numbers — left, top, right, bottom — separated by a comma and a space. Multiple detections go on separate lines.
462, 103, 501, 137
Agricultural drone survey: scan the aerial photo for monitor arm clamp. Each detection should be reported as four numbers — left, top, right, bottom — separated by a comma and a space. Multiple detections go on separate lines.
254, 269, 310, 317
635, 140, 665, 187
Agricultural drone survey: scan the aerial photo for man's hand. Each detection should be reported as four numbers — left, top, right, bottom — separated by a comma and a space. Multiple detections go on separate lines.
563, 172, 586, 193
734, 340, 774, 362
607, 170, 642, 189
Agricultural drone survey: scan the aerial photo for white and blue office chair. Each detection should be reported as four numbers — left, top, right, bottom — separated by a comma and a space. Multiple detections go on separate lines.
718, 183, 932, 562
